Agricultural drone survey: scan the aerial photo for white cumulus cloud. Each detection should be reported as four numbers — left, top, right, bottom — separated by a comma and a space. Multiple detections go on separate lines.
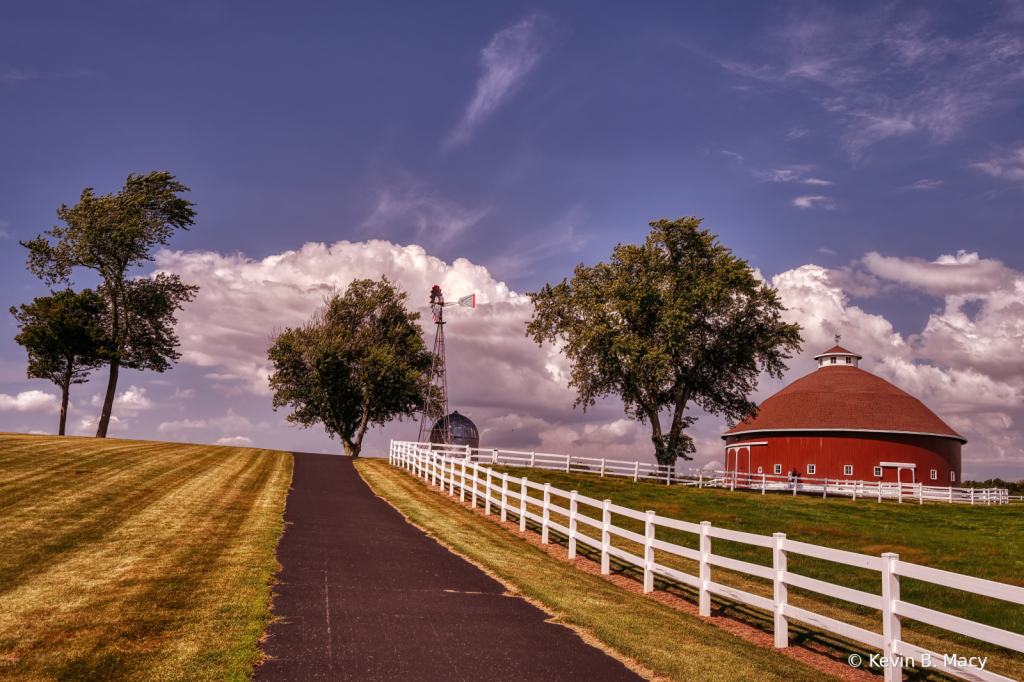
0, 391, 60, 413
217, 436, 254, 447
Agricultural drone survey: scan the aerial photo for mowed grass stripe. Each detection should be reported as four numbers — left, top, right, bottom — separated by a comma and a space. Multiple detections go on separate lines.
0, 445, 240, 595
356, 458, 837, 682
0, 434, 291, 681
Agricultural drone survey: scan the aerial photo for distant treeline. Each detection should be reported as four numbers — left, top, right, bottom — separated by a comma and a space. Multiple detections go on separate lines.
963, 479, 1024, 495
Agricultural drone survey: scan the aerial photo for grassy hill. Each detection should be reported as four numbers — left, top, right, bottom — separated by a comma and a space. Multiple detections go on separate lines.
0, 434, 291, 681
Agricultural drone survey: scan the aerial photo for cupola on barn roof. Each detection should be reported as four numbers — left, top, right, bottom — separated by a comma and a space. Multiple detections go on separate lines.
724, 346, 965, 443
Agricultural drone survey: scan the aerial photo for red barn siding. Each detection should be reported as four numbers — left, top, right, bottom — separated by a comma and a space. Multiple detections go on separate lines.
724, 431, 961, 485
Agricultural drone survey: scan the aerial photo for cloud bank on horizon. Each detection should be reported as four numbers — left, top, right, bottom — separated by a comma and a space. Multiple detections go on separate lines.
6, 239, 1018, 476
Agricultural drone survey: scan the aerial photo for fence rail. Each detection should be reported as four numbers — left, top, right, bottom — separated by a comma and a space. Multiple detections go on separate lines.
391, 440, 1023, 682
416, 442, 1011, 505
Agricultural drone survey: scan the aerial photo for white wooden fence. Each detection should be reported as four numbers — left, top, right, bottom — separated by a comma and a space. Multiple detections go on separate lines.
391, 440, 1023, 682
414, 442, 1011, 505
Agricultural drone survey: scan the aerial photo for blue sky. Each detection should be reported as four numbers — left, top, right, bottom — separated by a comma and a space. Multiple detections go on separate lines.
2, 1, 1023, 479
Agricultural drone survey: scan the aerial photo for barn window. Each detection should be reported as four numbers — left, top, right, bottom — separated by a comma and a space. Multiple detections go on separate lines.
844, 465, 853, 476
846, 357, 851, 364
807, 464, 816, 475
774, 464, 782, 475
874, 466, 882, 477
930, 469, 937, 480
951, 471, 956, 482
830, 357, 836, 364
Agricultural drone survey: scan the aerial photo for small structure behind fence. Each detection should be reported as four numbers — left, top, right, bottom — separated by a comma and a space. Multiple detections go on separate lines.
391, 440, 1023, 682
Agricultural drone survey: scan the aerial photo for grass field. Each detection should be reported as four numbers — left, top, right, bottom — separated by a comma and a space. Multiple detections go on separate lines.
400, 460, 1024, 681
0, 434, 292, 681
357, 457, 845, 682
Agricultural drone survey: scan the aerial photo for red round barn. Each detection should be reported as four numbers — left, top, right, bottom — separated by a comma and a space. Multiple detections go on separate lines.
722, 346, 965, 486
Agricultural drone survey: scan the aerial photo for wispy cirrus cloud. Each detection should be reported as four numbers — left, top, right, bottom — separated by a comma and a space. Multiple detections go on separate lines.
905, 179, 944, 190
444, 13, 554, 149
362, 170, 491, 245
753, 165, 833, 185
1, 68, 96, 84
715, 6, 1024, 158
793, 195, 835, 210
972, 147, 1024, 183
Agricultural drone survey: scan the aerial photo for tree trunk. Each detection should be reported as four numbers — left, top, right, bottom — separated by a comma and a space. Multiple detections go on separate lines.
96, 357, 119, 438
344, 406, 372, 458
59, 365, 72, 437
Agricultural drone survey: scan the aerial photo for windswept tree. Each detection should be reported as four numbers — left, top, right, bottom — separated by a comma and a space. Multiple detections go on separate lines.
21, 172, 197, 437
10, 289, 107, 435
527, 217, 803, 468
267, 277, 433, 457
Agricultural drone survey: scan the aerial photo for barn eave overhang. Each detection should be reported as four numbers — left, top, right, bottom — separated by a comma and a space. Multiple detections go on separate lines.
721, 427, 966, 445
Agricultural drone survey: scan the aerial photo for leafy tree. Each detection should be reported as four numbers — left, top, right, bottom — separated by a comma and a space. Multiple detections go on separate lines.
527, 217, 803, 468
267, 277, 433, 457
21, 172, 197, 437
10, 289, 106, 435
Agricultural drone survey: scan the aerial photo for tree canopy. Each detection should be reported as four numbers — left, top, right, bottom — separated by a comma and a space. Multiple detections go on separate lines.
10, 289, 107, 435
526, 217, 803, 467
267, 277, 433, 457
21, 171, 197, 437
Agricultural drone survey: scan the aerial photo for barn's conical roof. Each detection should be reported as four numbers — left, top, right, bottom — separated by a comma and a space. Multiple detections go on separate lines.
724, 350, 965, 443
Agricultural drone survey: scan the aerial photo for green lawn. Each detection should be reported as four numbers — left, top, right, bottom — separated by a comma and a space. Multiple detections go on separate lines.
0, 434, 292, 681
357, 458, 841, 682
414, 461, 1024, 681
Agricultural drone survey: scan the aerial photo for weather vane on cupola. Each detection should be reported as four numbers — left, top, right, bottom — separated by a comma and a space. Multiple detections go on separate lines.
835, 333, 842, 345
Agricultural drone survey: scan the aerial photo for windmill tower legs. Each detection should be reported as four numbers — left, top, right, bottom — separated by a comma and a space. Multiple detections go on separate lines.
418, 320, 450, 444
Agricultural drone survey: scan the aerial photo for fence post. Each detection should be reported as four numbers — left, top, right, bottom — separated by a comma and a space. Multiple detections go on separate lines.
971, 488, 975, 505
699, 470, 703, 488
601, 500, 612, 575
485, 468, 493, 515
600, 458, 606, 477
699, 521, 712, 617
501, 473, 509, 522
541, 483, 551, 544
634, 461, 639, 483
492, 448, 497, 465
919, 483, 923, 505
568, 491, 578, 559
773, 533, 788, 648
471, 462, 479, 509
898, 481, 903, 504
762, 473, 766, 495
448, 458, 455, 495
644, 510, 656, 594
565, 454, 571, 473
822, 479, 827, 499
519, 478, 529, 532
792, 476, 797, 496
460, 460, 467, 502
530, 451, 536, 468
878, 482, 883, 503
881, 552, 902, 682
987, 488, 992, 506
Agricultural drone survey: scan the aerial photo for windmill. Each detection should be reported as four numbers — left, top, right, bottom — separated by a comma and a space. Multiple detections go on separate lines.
417, 285, 475, 444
